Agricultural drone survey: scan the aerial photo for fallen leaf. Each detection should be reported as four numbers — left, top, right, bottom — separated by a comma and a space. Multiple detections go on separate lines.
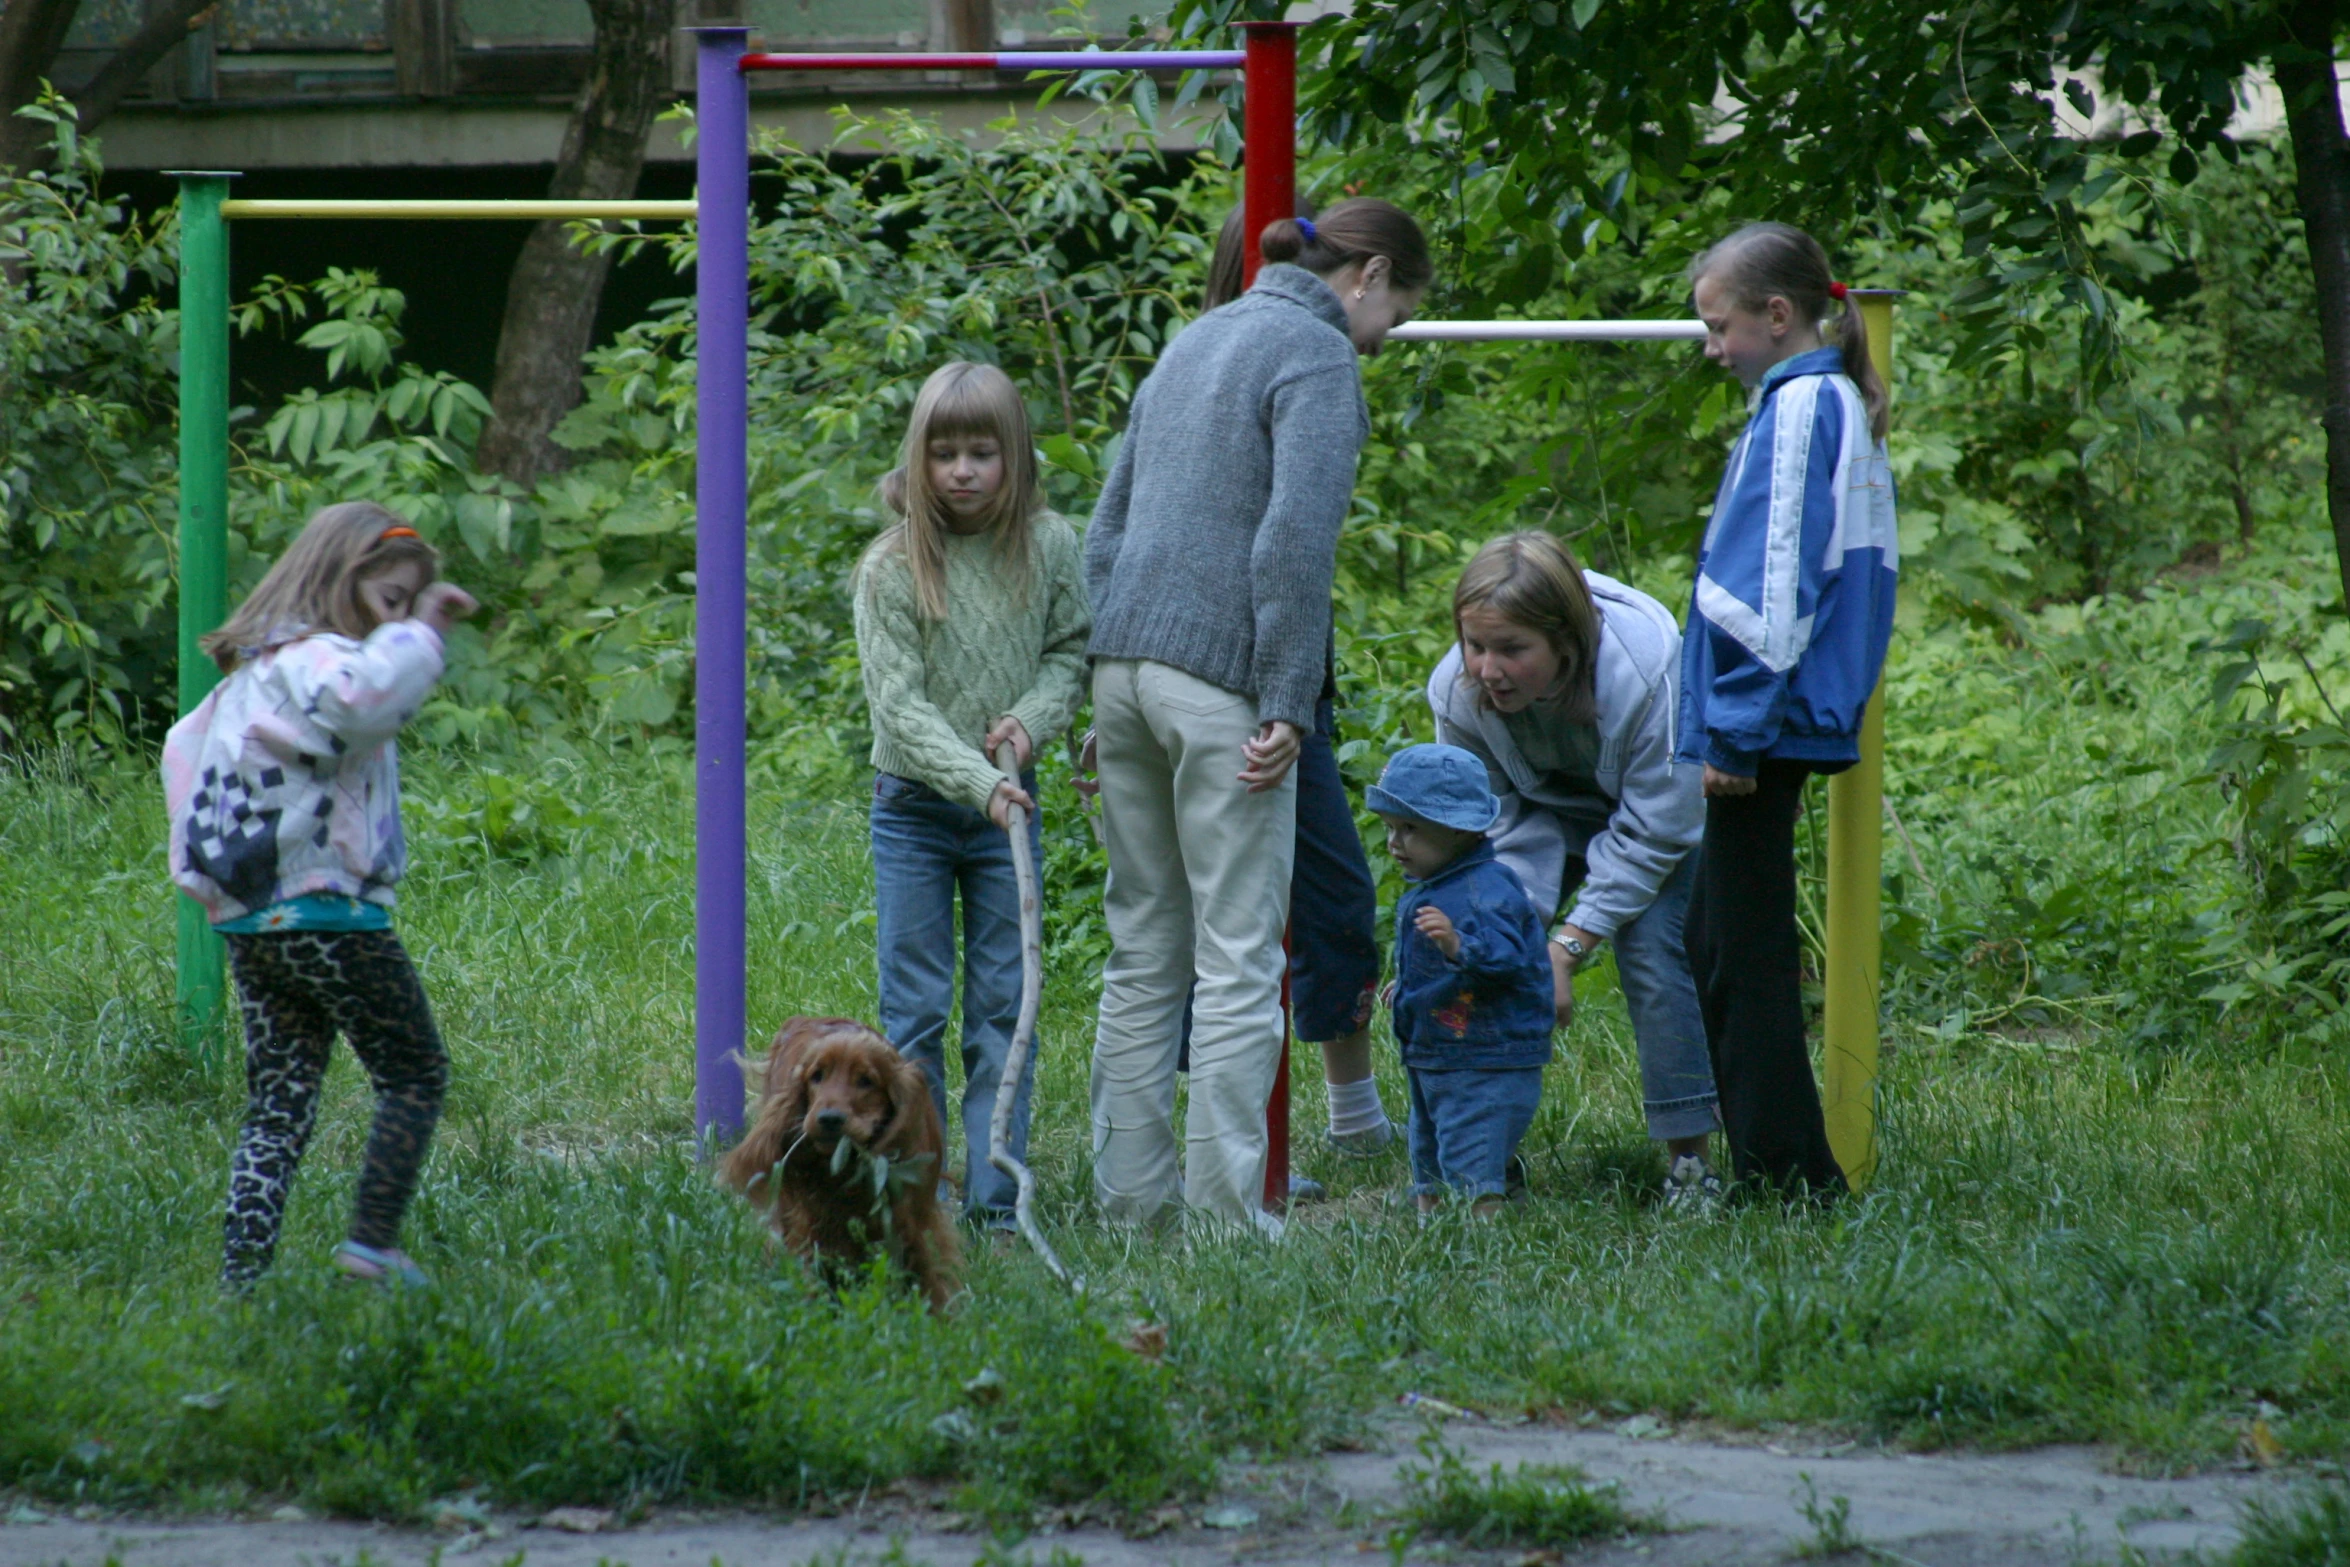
269, 1506, 308, 1523
2249, 1419, 2285, 1466
1508, 1552, 1565, 1567
1201, 1504, 1258, 1530
1127, 1504, 1187, 1538
1121, 1320, 1168, 1361
1398, 1391, 1470, 1419
541, 1506, 612, 1534
1617, 1414, 1668, 1439
962, 1367, 1006, 1405
179, 1387, 231, 1411
6, 1507, 50, 1526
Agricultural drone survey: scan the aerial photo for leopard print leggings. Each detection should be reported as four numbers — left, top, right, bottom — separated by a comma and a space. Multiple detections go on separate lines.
220, 930, 449, 1286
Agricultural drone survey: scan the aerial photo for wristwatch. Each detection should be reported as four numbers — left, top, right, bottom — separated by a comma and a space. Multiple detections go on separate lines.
1550, 931, 1591, 964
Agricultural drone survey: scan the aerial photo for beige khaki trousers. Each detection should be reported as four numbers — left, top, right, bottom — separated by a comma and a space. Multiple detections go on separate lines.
1088, 658, 1298, 1231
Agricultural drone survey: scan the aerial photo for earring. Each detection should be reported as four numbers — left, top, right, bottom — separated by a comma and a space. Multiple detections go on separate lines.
1353, 287, 1367, 300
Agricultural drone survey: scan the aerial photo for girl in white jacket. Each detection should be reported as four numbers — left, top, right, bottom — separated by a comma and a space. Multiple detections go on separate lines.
163, 501, 476, 1289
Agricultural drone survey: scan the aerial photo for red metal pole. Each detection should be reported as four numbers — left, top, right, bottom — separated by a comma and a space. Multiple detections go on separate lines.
1243, 22, 1298, 1210
1239, 21, 1297, 291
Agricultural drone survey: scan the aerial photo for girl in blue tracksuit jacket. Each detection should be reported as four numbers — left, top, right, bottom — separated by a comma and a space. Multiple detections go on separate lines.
1679, 221, 1898, 1200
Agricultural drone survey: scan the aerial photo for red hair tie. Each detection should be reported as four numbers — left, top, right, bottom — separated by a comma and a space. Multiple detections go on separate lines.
380, 525, 420, 540
1827, 281, 1849, 301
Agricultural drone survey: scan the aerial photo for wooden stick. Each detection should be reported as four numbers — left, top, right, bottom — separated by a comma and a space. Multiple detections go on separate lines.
989, 743, 1079, 1290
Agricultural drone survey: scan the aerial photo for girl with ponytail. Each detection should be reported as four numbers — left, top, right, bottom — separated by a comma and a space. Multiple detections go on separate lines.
1677, 220, 1900, 1201
1081, 195, 1431, 1234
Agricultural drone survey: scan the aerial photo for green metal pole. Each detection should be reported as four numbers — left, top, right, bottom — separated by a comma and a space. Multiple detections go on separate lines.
172, 172, 234, 1059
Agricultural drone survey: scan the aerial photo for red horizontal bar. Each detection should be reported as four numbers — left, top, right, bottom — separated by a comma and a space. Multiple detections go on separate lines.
739, 50, 1244, 72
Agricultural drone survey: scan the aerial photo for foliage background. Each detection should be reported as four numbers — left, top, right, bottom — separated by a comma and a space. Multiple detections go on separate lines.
3, 60, 2348, 1043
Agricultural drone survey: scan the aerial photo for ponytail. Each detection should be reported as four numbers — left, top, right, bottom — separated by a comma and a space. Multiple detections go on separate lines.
1256, 197, 1434, 294
1834, 291, 1891, 445
1690, 221, 1889, 443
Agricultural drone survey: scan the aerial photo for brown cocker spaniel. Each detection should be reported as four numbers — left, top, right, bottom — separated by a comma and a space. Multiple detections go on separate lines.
716, 1016, 963, 1312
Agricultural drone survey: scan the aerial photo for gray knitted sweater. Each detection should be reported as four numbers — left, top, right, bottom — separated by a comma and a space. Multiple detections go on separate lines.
1084, 264, 1369, 729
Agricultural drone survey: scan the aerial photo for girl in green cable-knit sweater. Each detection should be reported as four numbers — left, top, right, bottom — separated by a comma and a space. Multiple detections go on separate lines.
850, 361, 1091, 1232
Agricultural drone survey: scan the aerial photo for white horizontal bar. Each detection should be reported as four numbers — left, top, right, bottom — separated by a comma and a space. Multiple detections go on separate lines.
1388, 319, 1707, 342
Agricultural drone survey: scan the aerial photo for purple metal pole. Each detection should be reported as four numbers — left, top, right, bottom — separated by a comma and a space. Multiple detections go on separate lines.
694, 25, 750, 1143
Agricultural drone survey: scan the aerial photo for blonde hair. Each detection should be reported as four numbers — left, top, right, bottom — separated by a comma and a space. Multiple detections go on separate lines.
868, 362, 1042, 621
1688, 221, 1890, 443
200, 501, 439, 673
1452, 531, 1602, 723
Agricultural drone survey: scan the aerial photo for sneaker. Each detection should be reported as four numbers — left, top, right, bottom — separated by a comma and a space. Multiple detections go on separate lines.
333, 1240, 430, 1289
1324, 1121, 1397, 1159
1663, 1154, 1725, 1215
1288, 1172, 1328, 1203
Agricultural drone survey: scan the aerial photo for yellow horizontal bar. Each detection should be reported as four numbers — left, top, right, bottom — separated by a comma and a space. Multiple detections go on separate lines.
217, 200, 698, 221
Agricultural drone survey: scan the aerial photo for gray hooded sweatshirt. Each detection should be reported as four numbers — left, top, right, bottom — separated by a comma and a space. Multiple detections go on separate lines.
1084, 263, 1369, 730
1426, 571, 1705, 939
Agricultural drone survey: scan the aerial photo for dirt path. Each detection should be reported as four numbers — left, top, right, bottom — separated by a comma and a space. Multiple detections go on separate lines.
0, 1420, 2286, 1567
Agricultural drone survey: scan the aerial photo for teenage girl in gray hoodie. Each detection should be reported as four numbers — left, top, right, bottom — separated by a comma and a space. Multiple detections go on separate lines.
1084, 199, 1432, 1236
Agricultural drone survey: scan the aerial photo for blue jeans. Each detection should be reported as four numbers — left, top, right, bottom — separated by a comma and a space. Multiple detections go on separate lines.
1407, 1065, 1544, 1199
1563, 851, 1717, 1141
869, 771, 1039, 1226
1176, 698, 1379, 1068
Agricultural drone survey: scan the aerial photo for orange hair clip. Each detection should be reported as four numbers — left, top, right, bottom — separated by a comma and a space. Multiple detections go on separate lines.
380, 525, 421, 540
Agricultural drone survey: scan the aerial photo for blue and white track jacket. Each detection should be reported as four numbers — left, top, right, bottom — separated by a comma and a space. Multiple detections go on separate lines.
1677, 347, 1898, 776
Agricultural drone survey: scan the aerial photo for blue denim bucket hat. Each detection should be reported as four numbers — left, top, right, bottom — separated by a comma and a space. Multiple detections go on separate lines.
1365, 743, 1500, 833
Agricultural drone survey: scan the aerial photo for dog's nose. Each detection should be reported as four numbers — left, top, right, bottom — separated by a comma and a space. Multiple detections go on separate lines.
815, 1108, 846, 1134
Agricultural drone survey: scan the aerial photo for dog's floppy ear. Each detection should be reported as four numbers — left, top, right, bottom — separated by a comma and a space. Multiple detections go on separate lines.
875, 1049, 944, 1159
716, 1019, 814, 1196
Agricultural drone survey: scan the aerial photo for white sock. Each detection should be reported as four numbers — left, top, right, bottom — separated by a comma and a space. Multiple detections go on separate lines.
1326, 1076, 1389, 1137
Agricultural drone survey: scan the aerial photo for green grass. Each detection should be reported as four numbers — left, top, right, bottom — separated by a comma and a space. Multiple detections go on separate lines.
1396, 1436, 1647, 1549
7, 547, 2350, 1523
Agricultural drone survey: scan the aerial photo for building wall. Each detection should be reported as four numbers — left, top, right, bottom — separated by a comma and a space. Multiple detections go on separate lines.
62, 0, 1196, 170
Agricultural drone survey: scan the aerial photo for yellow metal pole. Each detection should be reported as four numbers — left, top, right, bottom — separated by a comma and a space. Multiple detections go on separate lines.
1820, 291, 1898, 1191
217, 200, 699, 220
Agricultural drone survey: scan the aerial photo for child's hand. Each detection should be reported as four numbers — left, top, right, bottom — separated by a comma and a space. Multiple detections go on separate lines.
1702, 763, 1756, 798
984, 716, 1034, 771
415, 583, 478, 635
986, 777, 1036, 830
1413, 904, 1460, 959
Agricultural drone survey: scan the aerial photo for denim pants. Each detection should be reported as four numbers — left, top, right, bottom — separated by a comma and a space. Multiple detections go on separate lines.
1560, 851, 1717, 1141
869, 770, 1040, 1225
1406, 1066, 1544, 1199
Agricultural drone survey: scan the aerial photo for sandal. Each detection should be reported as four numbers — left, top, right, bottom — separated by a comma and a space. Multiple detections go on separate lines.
333, 1241, 430, 1290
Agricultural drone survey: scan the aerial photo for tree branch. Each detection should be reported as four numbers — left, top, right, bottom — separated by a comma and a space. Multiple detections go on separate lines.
73, 0, 215, 132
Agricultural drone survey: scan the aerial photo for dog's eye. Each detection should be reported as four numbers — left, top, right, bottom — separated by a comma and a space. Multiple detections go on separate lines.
809, 1067, 826, 1082
855, 1074, 876, 1090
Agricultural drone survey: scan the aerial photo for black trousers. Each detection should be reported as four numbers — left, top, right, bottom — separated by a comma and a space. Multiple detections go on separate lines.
1683, 761, 1846, 1199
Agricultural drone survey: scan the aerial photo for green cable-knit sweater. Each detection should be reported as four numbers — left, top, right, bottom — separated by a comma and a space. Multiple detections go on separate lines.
852, 513, 1093, 812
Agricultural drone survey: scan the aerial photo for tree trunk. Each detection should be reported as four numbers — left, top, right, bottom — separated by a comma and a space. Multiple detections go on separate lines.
2279, 0, 2350, 611
475, 0, 674, 486
72, 0, 214, 130
0, 0, 82, 168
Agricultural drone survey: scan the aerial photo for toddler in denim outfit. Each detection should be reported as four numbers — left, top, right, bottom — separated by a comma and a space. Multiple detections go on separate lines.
1370, 743, 1557, 1216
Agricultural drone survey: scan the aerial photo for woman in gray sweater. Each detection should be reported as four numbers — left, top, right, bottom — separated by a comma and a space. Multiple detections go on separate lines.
1085, 200, 1432, 1236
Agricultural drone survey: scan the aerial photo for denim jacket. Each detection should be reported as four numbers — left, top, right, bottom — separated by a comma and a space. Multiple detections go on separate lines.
1390, 839, 1555, 1072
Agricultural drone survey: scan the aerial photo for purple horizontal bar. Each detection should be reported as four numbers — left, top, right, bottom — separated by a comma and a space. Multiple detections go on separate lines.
739, 50, 1242, 72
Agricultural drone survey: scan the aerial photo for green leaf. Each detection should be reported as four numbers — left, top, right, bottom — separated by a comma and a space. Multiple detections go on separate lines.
1570, 0, 1599, 28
